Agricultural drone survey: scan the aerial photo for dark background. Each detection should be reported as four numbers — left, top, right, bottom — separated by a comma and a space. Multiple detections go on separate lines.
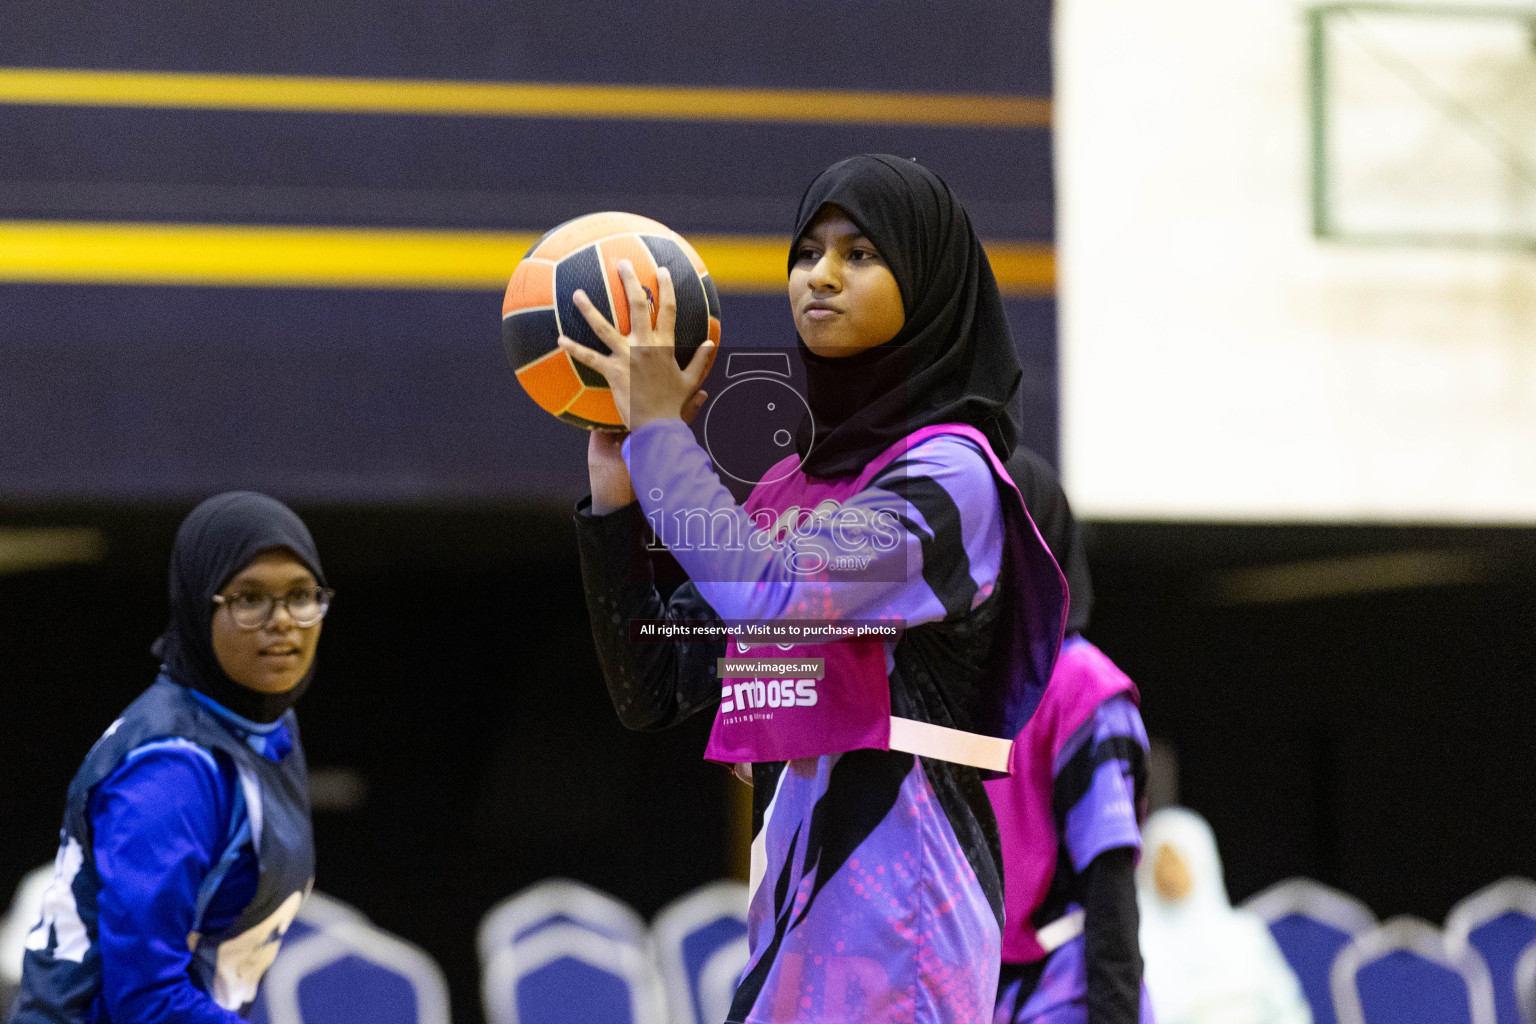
4, 510, 1534, 1021
1087, 522, 1536, 913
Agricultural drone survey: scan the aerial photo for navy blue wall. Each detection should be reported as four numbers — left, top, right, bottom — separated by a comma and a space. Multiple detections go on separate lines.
0, 3, 1053, 91
0, 288, 1055, 501
0, 1, 1054, 502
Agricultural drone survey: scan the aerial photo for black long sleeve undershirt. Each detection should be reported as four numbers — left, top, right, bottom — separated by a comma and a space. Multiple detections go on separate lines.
573, 497, 725, 730
1082, 845, 1143, 1024
998, 845, 1143, 1024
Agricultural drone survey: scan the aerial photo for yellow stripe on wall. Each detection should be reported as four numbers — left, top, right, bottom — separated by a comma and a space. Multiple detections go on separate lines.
0, 222, 541, 291
0, 67, 1051, 128
0, 221, 1055, 296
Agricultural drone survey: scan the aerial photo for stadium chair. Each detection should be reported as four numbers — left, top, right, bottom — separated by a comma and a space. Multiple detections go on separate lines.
249, 892, 445, 1024
478, 878, 665, 1024
1, 865, 54, 990
478, 877, 650, 957
1, 864, 53, 1017
1514, 941, 1536, 1024
1446, 878, 1536, 1024
269, 889, 373, 952
257, 918, 450, 1024
248, 889, 369, 1021
1244, 877, 1377, 1024
651, 881, 750, 1024
1331, 916, 1496, 1024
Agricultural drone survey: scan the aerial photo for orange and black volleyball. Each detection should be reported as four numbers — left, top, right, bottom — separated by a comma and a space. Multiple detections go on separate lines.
501, 212, 722, 430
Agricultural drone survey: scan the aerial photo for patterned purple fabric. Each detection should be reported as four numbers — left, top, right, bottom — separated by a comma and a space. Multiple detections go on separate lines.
624, 420, 1005, 626
986, 639, 1152, 1023
621, 418, 1054, 1022
985, 639, 1139, 963
1058, 697, 1146, 873
740, 753, 1000, 1023
993, 941, 1155, 1024
626, 419, 1065, 765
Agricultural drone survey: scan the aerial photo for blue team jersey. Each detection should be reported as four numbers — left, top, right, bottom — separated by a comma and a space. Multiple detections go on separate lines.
13, 678, 314, 1024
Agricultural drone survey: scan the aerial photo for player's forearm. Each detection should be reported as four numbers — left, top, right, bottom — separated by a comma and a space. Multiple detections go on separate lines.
1082, 846, 1142, 1024
588, 429, 637, 515
574, 499, 722, 729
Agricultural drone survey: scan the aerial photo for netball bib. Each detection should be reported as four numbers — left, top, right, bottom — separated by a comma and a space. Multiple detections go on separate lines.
703, 423, 1066, 771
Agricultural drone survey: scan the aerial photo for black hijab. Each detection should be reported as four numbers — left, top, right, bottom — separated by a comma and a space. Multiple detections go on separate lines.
1004, 446, 1094, 635
152, 491, 327, 723
790, 155, 1024, 478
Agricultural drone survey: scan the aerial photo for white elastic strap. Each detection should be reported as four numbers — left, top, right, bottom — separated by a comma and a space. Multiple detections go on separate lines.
1036, 910, 1085, 953
887, 716, 1013, 773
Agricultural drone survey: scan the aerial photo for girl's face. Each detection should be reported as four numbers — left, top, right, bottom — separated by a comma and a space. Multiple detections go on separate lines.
789, 205, 906, 358
210, 549, 323, 696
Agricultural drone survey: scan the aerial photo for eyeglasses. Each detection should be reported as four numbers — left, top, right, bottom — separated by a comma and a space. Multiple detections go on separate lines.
212, 587, 334, 630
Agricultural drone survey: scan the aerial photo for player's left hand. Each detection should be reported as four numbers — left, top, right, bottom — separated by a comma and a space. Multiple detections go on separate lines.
587, 387, 708, 514
558, 260, 716, 432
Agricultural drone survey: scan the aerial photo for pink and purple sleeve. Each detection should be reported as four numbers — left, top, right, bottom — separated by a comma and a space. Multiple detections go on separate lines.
622, 418, 1003, 628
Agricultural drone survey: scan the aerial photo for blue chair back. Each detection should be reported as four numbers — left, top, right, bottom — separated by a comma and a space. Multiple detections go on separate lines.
478, 879, 664, 1024
1332, 917, 1495, 1024
247, 891, 383, 1024
652, 881, 750, 1024
479, 878, 650, 956
255, 917, 450, 1024
1245, 877, 1376, 1024
483, 923, 666, 1024
1513, 941, 1536, 1024
1447, 879, 1536, 1024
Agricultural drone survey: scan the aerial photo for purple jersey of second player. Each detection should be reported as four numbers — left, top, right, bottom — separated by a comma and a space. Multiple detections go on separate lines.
987, 638, 1153, 1023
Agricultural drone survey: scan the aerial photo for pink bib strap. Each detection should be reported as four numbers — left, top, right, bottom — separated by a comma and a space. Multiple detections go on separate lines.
888, 717, 1013, 772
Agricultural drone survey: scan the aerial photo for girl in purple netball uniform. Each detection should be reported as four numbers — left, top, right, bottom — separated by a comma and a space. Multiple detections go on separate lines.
989, 447, 1153, 1024
569, 155, 1066, 1023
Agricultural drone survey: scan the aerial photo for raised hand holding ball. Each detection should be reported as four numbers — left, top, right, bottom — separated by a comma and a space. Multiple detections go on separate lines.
560, 261, 716, 432
501, 211, 721, 430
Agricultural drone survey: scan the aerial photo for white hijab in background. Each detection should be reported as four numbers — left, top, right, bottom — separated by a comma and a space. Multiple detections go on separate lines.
1137, 808, 1312, 1024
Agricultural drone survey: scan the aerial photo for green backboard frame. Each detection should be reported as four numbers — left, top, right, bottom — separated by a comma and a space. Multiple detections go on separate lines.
1309, 2, 1536, 250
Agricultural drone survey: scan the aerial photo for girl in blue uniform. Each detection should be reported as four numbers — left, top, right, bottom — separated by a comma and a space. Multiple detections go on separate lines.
570, 156, 1066, 1023
12, 492, 330, 1024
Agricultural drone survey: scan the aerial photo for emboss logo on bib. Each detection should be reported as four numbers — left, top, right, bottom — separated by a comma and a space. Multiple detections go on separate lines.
720, 678, 818, 715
